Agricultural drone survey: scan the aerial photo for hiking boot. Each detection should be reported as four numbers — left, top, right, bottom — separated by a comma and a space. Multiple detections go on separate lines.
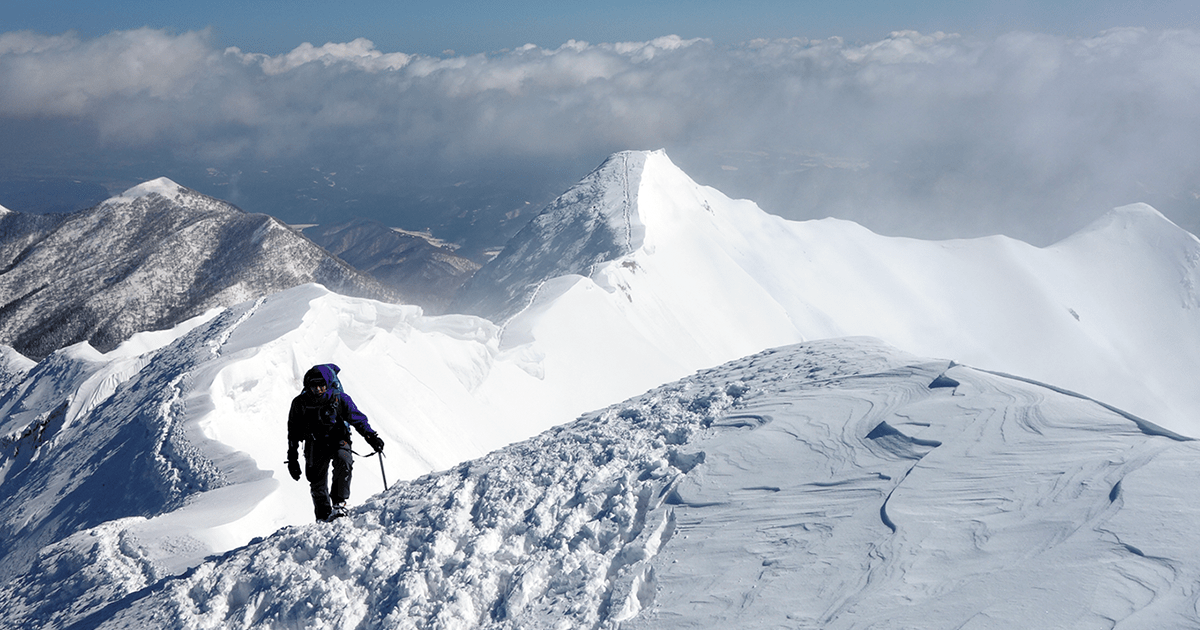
326, 503, 348, 521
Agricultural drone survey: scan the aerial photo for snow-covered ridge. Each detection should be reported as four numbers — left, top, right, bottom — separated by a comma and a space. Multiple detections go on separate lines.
30, 337, 1200, 629
6, 149, 1200, 628
0, 284, 565, 596
0, 178, 399, 359
1061, 202, 1199, 244
483, 149, 1200, 436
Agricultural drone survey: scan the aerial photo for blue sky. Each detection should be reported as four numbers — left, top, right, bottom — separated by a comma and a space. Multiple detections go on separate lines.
8, 0, 1197, 55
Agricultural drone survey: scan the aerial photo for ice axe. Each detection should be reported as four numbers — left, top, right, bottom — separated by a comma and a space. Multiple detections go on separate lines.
376, 451, 388, 491
352, 448, 389, 492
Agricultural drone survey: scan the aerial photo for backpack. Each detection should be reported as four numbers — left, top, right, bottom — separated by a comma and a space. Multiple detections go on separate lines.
302, 364, 351, 441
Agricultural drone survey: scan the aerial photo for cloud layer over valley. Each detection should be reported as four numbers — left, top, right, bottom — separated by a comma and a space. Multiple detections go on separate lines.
2, 27, 1199, 251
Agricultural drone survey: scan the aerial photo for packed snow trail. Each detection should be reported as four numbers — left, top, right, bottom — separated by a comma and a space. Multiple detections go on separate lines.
61, 338, 1200, 630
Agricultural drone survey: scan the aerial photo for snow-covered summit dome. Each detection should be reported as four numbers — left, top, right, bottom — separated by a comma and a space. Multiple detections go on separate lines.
1061, 202, 1193, 244
102, 177, 190, 206
96, 176, 247, 218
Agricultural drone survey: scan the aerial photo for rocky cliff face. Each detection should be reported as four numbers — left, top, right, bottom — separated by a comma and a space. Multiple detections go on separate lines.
0, 178, 400, 359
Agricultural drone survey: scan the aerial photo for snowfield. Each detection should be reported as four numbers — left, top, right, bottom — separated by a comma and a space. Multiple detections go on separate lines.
3, 149, 1200, 628
482, 151, 1200, 439
52, 337, 1200, 629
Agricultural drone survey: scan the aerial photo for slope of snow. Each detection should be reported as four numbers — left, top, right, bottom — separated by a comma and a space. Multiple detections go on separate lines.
485, 150, 1200, 437
0, 283, 617, 610
453, 151, 647, 320
33, 337, 1200, 630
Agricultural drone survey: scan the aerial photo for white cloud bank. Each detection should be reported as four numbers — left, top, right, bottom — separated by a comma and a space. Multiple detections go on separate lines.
2, 27, 1199, 242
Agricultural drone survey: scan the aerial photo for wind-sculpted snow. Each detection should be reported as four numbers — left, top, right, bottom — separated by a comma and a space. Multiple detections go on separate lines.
0, 306, 251, 587
0, 281, 605, 628
6, 151, 1200, 628
38, 337, 1200, 630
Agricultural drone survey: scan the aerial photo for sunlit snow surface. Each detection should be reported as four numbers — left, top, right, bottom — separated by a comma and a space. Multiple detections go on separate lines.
60, 338, 1200, 629
4, 149, 1200, 628
495, 151, 1200, 439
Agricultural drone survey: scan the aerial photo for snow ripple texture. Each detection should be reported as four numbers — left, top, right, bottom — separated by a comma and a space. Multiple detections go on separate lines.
85, 337, 1200, 630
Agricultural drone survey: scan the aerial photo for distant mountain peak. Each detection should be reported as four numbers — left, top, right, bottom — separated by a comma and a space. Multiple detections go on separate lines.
0, 181, 398, 359
103, 177, 190, 206
1057, 201, 1199, 249
452, 149, 680, 320
303, 216, 480, 314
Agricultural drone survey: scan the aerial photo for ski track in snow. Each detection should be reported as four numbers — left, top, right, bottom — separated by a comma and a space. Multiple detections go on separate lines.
66, 338, 1200, 630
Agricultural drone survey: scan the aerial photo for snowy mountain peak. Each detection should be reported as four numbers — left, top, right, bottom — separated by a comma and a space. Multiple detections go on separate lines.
1053, 202, 1200, 270
1064, 202, 1190, 241
104, 177, 190, 206
453, 150, 657, 319
0, 178, 399, 359
1113, 201, 1168, 218
560, 149, 653, 252
0, 202, 12, 216
8, 149, 1200, 627
1100, 202, 1193, 236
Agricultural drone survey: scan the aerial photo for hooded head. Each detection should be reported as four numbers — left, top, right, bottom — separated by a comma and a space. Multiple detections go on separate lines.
303, 364, 341, 395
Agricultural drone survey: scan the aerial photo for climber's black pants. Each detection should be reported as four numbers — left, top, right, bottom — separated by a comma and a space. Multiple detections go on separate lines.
305, 439, 353, 520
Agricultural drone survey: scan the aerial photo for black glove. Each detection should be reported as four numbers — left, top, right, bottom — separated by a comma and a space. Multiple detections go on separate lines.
365, 432, 385, 453
287, 457, 302, 481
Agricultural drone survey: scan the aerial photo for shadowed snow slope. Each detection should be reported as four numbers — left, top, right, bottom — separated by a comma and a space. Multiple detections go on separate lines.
468, 150, 1200, 437
1, 281, 680, 626
454, 151, 647, 321
36, 337, 1200, 630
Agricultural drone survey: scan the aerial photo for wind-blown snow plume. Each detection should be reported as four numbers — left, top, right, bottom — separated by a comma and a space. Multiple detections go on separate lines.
2, 28, 1200, 241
